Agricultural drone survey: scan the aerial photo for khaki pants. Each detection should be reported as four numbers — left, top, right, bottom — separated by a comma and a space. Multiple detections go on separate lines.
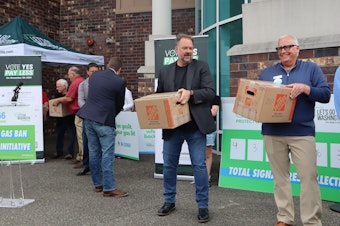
74, 115, 83, 161
263, 135, 322, 226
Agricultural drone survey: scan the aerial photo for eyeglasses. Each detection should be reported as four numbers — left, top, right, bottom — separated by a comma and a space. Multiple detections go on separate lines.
275, 44, 297, 52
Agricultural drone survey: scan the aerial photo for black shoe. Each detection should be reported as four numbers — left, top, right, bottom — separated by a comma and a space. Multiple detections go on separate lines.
76, 168, 90, 176
198, 208, 209, 223
157, 203, 175, 216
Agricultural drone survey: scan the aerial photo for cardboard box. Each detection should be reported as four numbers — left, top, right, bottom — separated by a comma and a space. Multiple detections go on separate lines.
233, 78, 296, 122
49, 97, 72, 117
134, 92, 191, 129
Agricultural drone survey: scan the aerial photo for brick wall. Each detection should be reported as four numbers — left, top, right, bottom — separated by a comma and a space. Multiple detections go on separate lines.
1, 0, 61, 96
0, 0, 60, 39
59, 2, 195, 99
2, 1, 195, 100
230, 47, 340, 97
1, 0, 61, 135
136, 8, 196, 98
115, 12, 152, 98
1, 1, 195, 135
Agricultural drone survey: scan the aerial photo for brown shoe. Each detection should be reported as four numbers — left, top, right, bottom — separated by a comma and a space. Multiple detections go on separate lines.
94, 186, 103, 192
69, 159, 80, 164
73, 162, 83, 169
275, 222, 291, 226
103, 189, 128, 198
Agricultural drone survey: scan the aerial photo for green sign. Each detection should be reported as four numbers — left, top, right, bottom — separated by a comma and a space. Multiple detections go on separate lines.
219, 97, 340, 202
0, 56, 43, 160
0, 125, 36, 160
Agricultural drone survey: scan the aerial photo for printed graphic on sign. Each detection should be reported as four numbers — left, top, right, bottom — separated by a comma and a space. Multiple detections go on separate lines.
330, 143, 340, 168
154, 35, 208, 78
0, 56, 43, 160
247, 139, 264, 162
221, 96, 340, 203
316, 142, 327, 167
115, 112, 139, 160
230, 138, 246, 160
0, 125, 36, 160
4, 63, 34, 78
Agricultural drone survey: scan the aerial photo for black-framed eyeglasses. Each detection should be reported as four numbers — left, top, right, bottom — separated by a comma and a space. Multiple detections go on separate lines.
275, 44, 297, 52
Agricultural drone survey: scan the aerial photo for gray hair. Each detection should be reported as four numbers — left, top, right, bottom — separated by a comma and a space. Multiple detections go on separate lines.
56, 78, 68, 89
68, 66, 81, 75
278, 35, 299, 46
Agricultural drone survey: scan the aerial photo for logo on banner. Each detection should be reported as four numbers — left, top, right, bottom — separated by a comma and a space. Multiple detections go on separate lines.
273, 94, 288, 111
0, 35, 17, 45
3, 63, 34, 79
146, 105, 159, 120
23, 34, 67, 50
163, 48, 199, 65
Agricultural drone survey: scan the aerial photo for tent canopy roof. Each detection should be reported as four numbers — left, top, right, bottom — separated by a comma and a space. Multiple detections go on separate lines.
0, 16, 104, 65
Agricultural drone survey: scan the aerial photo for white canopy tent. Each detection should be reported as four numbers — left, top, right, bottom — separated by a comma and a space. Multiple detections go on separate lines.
0, 16, 104, 65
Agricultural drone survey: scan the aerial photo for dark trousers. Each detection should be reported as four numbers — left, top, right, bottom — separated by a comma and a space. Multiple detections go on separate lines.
56, 117, 76, 156
82, 120, 90, 170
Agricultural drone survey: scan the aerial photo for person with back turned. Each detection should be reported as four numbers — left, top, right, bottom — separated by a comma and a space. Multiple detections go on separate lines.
77, 57, 128, 198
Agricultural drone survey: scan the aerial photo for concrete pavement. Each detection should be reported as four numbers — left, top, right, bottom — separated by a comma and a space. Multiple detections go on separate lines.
0, 135, 339, 226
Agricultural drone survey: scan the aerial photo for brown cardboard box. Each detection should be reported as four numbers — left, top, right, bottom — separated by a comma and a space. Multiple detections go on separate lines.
49, 97, 72, 117
134, 92, 191, 129
233, 78, 296, 122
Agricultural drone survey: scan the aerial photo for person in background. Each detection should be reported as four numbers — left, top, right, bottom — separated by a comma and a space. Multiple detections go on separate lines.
123, 88, 134, 111
76, 63, 100, 176
156, 33, 216, 223
205, 95, 220, 187
330, 66, 340, 213
53, 66, 85, 164
52, 79, 76, 159
77, 57, 128, 198
259, 35, 330, 226
42, 90, 49, 121
116, 72, 134, 112
334, 66, 340, 115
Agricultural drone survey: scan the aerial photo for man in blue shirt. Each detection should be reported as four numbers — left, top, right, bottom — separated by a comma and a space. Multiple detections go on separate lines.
259, 35, 330, 226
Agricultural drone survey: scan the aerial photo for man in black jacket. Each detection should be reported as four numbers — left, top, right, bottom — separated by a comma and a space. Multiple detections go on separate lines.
156, 33, 216, 223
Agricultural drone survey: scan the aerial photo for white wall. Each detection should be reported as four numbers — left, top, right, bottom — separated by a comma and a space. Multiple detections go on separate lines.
242, 0, 340, 45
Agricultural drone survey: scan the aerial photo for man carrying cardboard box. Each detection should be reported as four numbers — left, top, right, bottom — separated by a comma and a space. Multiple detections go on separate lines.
52, 79, 76, 160
53, 66, 85, 164
259, 35, 330, 226
156, 33, 216, 223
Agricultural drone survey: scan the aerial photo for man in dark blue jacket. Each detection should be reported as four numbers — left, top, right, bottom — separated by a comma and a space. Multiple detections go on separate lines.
260, 35, 330, 226
77, 57, 128, 198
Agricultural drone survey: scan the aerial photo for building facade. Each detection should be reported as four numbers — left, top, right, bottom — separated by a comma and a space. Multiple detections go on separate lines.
0, 0, 195, 135
1, 0, 339, 140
